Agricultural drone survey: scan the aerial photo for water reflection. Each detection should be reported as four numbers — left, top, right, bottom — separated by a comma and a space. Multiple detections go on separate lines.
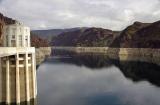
50, 50, 160, 86
37, 49, 160, 105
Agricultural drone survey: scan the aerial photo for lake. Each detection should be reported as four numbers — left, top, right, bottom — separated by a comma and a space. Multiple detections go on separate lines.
37, 49, 160, 105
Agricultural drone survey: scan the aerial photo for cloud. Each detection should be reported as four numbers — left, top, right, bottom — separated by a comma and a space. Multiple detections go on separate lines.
0, 0, 160, 30
0, 0, 3, 4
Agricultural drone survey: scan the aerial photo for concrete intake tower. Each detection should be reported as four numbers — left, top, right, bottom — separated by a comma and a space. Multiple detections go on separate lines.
0, 21, 37, 105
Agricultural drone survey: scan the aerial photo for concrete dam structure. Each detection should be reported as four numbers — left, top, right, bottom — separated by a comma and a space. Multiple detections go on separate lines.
0, 21, 37, 105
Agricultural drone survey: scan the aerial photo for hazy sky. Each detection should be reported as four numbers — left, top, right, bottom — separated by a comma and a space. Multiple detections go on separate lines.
0, 0, 160, 30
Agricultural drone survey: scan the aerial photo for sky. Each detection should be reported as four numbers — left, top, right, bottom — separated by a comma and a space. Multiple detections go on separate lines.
0, 0, 160, 30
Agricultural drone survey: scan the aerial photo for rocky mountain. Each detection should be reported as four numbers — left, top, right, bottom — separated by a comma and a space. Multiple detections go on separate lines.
51, 27, 120, 47
31, 27, 88, 41
110, 21, 160, 48
134, 21, 160, 48
37, 20, 160, 48
0, 13, 16, 45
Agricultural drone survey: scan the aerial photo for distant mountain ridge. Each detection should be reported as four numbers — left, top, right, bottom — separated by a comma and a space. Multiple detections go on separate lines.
51, 20, 160, 48
31, 27, 88, 41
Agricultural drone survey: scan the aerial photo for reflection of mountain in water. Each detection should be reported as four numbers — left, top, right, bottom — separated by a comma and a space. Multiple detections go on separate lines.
115, 61, 160, 87
49, 49, 160, 87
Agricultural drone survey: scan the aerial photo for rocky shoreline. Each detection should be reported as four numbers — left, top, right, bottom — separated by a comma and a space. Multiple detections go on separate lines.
53, 47, 160, 56
53, 47, 160, 65
35, 47, 160, 66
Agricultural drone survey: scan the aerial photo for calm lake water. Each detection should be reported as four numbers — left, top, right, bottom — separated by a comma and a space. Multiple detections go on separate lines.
37, 50, 160, 105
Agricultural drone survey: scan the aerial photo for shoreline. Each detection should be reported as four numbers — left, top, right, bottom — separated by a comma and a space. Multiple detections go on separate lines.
35, 47, 160, 65
52, 47, 160, 56
52, 47, 160, 65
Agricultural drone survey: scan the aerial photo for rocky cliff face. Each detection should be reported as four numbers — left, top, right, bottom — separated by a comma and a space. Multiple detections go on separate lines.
133, 21, 160, 48
110, 21, 150, 48
0, 13, 16, 46
110, 21, 160, 48
51, 28, 120, 47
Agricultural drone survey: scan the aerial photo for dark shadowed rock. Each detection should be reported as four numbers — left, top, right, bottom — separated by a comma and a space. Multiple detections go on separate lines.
133, 21, 160, 48
110, 21, 152, 48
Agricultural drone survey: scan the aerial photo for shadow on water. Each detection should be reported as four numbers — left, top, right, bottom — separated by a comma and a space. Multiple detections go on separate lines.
48, 49, 160, 87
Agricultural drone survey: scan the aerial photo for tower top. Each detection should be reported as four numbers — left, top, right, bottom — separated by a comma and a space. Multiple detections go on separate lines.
14, 21, 23, 26
3, 21, 30, 47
